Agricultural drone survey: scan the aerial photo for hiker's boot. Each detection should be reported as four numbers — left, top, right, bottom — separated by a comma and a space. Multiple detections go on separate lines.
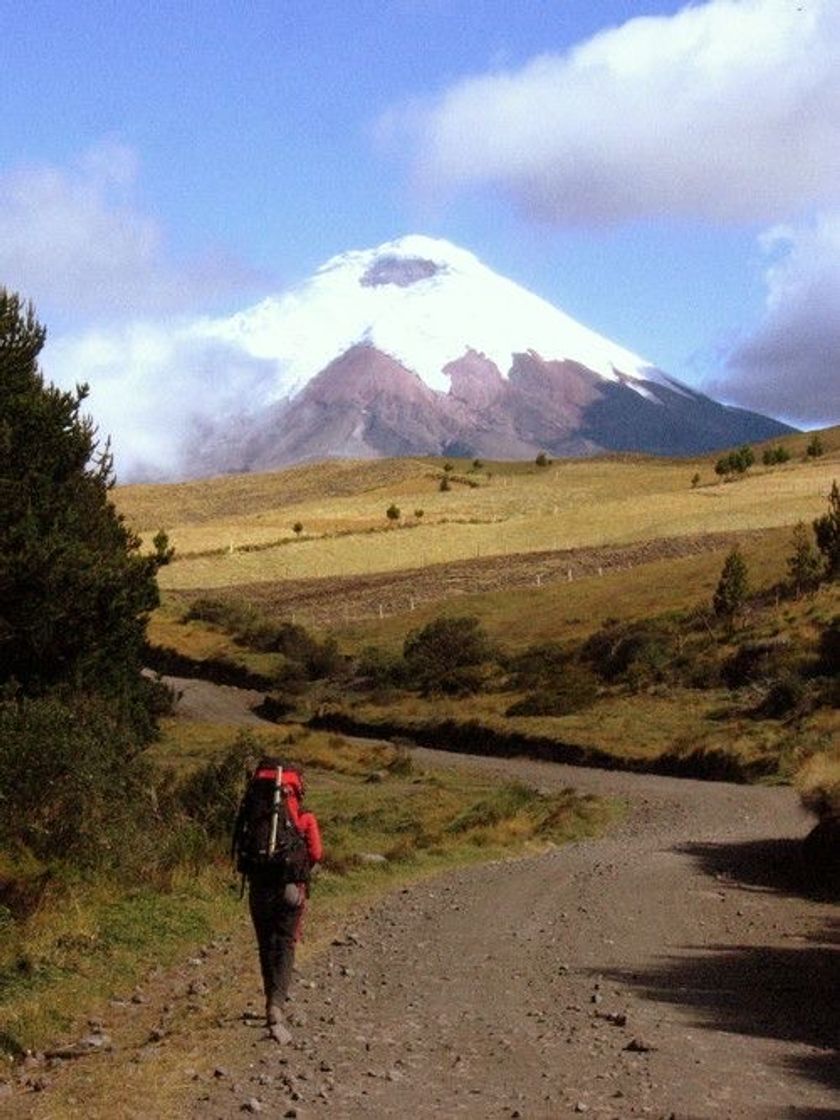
266, 1001, 291, 1045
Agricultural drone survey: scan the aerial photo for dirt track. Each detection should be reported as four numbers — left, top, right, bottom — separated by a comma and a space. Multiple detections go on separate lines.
6, 680, 837, 1119
183, 681, 838, 1118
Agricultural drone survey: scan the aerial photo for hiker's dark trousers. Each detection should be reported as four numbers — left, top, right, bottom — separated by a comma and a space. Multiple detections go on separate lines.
247, 872, 301, 1009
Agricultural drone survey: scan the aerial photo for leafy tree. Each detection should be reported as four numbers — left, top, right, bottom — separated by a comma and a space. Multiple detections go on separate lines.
714, 456, 732, 480
414, 508, 424, 520
786, 521, 822, 596
813, 479, 840, 578
713, 547, 749, 623
439, 475, 451, 492
762, 445, 790, 466
806, 433, 825, 459
0, 290, 162, 698
292, 521, 303, 537
386, 503, 401, 523
716, 445, 754, 478
535, 450, 550, 468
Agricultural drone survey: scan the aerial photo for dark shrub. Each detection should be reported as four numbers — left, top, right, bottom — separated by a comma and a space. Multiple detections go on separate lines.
357, 646, 409, 688
403, 615, 493, 695
582, 620, 675, 688
506, 641, 569, 690
0, 694, 156, 869
184, 596, 256, 633
756, 674, 806, 718
722, 638, 793, 689
174, 730, 256, 842
506, 665, 598, 716
818, 615, 840, 675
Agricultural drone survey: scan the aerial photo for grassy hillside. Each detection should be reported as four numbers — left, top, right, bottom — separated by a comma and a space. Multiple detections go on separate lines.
127, 440, 839, 827
116, 439, 840, 592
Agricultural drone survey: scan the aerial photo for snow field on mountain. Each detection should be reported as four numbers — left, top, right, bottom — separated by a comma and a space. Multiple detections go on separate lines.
196, 235, 657, 399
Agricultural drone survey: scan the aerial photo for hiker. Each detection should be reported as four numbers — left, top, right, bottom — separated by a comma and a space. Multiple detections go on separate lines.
233, 758, 323, 1043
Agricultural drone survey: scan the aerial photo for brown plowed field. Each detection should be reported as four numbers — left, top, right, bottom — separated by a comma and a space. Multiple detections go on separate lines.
168, 528, 768, 630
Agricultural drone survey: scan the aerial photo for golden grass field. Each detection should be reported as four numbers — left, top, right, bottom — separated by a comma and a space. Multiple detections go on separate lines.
116, 435, 840, 593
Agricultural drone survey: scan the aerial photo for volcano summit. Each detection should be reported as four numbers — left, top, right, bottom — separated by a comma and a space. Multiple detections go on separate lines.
185, 235, 791, 475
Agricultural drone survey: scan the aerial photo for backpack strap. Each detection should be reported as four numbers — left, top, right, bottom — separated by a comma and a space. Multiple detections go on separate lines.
266, 762, 284, 859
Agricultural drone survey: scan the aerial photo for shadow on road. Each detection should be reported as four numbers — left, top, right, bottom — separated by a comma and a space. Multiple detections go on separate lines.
676, 836, 837, 904
604, 837, 839, 1098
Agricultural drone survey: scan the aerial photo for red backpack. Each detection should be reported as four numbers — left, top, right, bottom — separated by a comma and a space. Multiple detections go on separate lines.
232, 758, 311, 881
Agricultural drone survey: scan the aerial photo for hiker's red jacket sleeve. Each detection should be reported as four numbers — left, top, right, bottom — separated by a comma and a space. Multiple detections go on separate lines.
300, 810, 323, 864
286, 794, 323, 864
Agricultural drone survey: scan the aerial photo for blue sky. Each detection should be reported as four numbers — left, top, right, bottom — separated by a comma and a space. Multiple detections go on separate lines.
2, 0, 839, 468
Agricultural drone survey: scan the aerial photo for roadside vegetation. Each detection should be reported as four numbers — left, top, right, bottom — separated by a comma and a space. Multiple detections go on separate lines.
0, 722, 609, 1057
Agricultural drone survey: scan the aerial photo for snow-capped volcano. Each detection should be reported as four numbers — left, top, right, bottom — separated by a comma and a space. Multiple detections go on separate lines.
183, 235, 791, 475
197, 235, 663, 398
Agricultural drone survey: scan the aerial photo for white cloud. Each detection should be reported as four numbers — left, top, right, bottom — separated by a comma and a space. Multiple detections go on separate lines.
714, 213, 840, 426
391, 0, 840, 225
44, 323, 278, 482
0, 142, 258, 318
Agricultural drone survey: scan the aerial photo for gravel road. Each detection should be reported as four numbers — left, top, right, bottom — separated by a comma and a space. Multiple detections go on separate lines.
172, 681, 837, 1120
7, 679, 835, 1120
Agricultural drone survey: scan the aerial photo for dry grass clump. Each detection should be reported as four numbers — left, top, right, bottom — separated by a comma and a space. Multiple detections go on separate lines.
796, 750, 840, 819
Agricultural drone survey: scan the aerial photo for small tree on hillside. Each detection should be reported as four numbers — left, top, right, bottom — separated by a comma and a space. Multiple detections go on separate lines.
763, 445, 790, 466
386, 503, 401, 524
439, 475, 451, 492
292, 521, 303, 537
813, 479, 840, 579
716, 446, 754, 479
713, 547, 749, 624
786, 521, 822, 597
806, 433, 825, 459
535, 450, 550, 468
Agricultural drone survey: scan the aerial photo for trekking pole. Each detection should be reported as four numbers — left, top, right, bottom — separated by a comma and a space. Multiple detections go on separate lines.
267, 763, 283, 858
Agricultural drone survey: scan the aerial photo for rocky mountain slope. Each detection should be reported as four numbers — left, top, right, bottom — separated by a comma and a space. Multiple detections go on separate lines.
186, 235, 791, 474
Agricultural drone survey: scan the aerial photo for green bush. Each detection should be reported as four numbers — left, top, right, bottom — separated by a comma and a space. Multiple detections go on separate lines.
404, 615, 494, 695
184, 596, 257, 633
505, 641, 569, 689
172, 730, 256, 842
357, 646, 409, 688
582, 619, 676, 687
506, 665, 599, 716
0, 694, 156, 871
762, 445, 790, 466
